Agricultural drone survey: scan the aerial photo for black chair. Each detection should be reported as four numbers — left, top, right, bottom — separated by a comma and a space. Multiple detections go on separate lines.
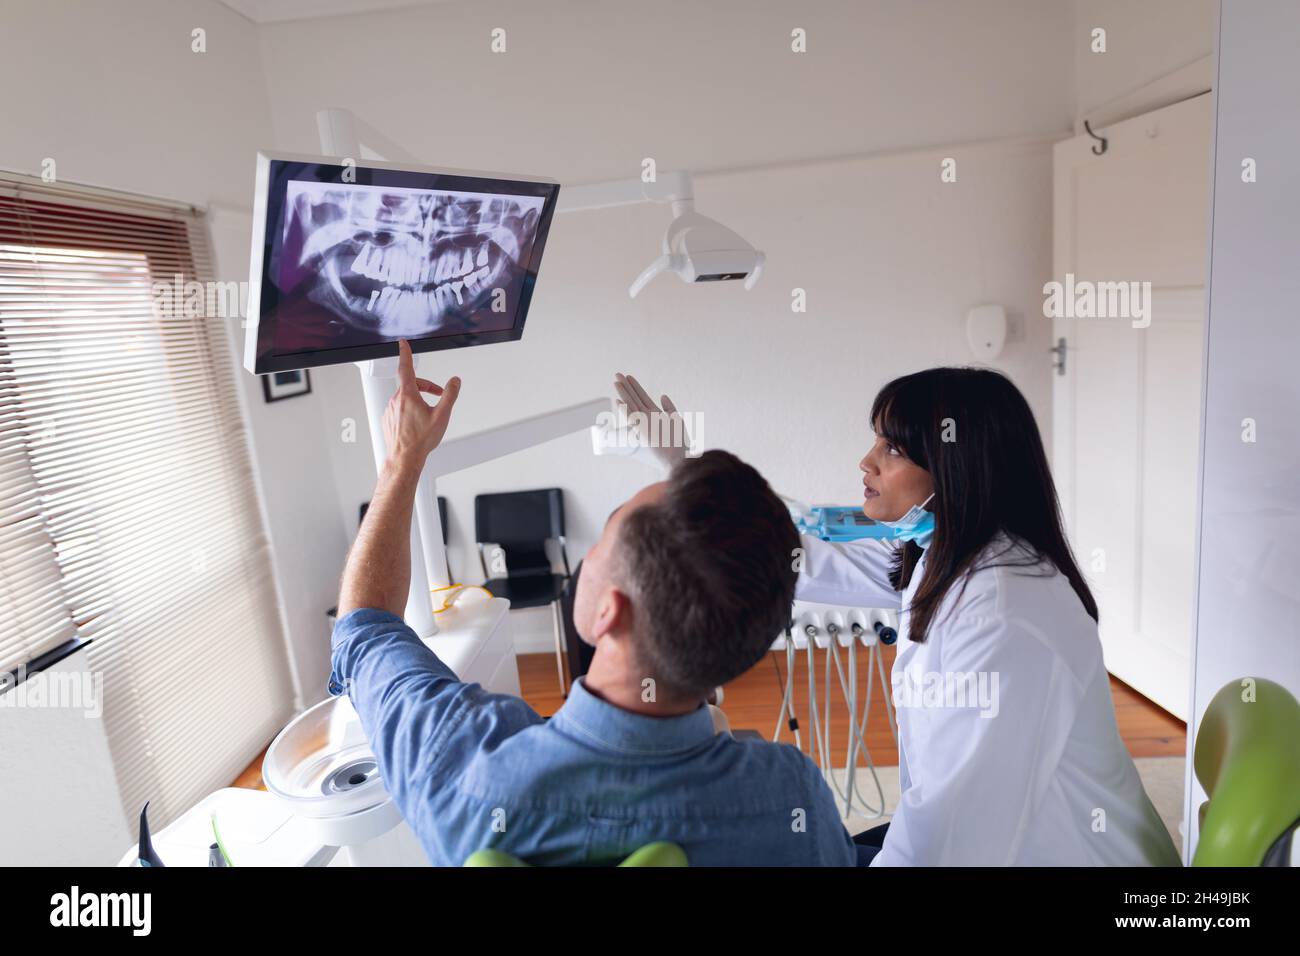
475, 488, 572, 694
560, 559, 595, 685
436, 495, 454, 582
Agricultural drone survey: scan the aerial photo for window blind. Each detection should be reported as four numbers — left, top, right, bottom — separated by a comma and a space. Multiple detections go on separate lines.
0, 175, 294, 829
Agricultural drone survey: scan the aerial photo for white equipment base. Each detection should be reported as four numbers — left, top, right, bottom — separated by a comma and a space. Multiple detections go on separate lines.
116, 595, 516, 867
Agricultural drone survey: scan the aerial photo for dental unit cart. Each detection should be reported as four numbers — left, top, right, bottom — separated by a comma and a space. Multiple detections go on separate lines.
776, 505, 902, 824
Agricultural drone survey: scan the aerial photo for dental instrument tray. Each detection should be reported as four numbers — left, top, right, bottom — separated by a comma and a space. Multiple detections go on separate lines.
796, 506, 894, 542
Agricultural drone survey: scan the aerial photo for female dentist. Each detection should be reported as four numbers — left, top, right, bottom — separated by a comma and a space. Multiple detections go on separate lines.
614, 367, 1181, 867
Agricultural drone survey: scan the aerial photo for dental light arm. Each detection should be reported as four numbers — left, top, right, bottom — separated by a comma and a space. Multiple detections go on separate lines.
557, 172, 765, 298
554, 171, 695, 212
644, 208, 765, 295
628, 255, 678, 299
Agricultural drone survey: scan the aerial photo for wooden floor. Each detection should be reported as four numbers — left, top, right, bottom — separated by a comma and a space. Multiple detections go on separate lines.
514, 647, 1188, 764
233, 648, 1186, 789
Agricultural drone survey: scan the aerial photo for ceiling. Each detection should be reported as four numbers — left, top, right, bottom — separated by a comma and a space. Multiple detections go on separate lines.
217, 0, 455, 24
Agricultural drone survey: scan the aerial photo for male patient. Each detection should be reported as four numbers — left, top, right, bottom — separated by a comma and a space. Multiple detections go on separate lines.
329, 340, 856, 866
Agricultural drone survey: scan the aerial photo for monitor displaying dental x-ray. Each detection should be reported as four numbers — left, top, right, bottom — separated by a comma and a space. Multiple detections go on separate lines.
244, 152, 560, 374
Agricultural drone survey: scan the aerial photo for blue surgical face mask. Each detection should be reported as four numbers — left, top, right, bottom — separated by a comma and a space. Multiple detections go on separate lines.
878, 492, 936, 549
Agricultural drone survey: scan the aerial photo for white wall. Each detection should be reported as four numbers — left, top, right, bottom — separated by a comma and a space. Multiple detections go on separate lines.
262, 0, 1073, 649
1186, 0, 1300, 860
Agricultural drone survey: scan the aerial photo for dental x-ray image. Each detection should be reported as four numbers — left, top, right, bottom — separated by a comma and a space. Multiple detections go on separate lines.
243, 155, 559, 375
273, 181, 543, 350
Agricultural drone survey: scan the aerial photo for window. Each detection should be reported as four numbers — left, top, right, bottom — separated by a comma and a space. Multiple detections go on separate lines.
0, 175, 293, 827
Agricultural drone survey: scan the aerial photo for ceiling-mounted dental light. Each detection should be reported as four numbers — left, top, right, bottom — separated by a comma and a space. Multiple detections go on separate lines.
628, 200, 766, 298
555, 170, 766, 298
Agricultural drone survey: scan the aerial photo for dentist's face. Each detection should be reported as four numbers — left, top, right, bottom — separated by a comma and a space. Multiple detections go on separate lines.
860, 423, 934, 522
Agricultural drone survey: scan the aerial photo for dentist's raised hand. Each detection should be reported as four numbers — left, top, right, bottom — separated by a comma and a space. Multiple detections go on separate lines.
613, 372, 692, 471
385, 339, 461, 470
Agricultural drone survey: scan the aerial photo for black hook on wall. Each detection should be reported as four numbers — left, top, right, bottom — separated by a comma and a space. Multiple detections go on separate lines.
1083, 119, 1108, 155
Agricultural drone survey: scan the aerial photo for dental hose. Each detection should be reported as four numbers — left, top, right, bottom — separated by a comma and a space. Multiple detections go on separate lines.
772, 630, 802, 750
771, 619, 891, 822
810, 623, 888, 822
822, 626, 889, 820
873, 627, 899, 746
806, 627, 826, 771
843, 636, 889, 818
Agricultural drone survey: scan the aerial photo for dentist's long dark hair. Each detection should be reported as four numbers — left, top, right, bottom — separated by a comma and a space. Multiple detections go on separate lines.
870, 367, 1097, 643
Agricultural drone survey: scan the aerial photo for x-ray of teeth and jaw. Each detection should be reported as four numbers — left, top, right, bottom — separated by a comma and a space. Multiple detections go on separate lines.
275, 181, 543, 350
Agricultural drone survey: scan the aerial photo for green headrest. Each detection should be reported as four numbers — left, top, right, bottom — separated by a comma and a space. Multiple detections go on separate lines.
1192, 677, 1300, 866
464, 841, 688, 867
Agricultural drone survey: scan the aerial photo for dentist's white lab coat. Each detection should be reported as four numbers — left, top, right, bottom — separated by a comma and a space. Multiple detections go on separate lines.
797, 531, 1181, 866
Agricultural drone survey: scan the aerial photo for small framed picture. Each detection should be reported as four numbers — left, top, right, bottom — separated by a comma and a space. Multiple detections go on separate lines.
262, 368, 312, 403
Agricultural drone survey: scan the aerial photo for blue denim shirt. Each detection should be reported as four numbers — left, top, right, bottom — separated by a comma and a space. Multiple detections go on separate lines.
329, 608, 858, 866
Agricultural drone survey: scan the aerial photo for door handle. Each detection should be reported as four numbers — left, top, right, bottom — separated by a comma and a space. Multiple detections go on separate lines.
1049, 337, 1068, 376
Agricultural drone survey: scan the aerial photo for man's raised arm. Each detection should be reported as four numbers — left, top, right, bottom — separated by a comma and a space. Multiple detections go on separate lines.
337, 339, 460, 618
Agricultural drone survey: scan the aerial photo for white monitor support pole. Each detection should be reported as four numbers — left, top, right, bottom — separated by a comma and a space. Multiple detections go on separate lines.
316, 108, 610, 640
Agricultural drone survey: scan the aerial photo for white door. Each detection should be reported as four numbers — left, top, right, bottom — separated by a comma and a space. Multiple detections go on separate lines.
1051, 93, 1211, 720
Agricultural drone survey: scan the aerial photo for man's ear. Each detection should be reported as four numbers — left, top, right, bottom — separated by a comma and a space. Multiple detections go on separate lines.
593, 586, 633, 642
